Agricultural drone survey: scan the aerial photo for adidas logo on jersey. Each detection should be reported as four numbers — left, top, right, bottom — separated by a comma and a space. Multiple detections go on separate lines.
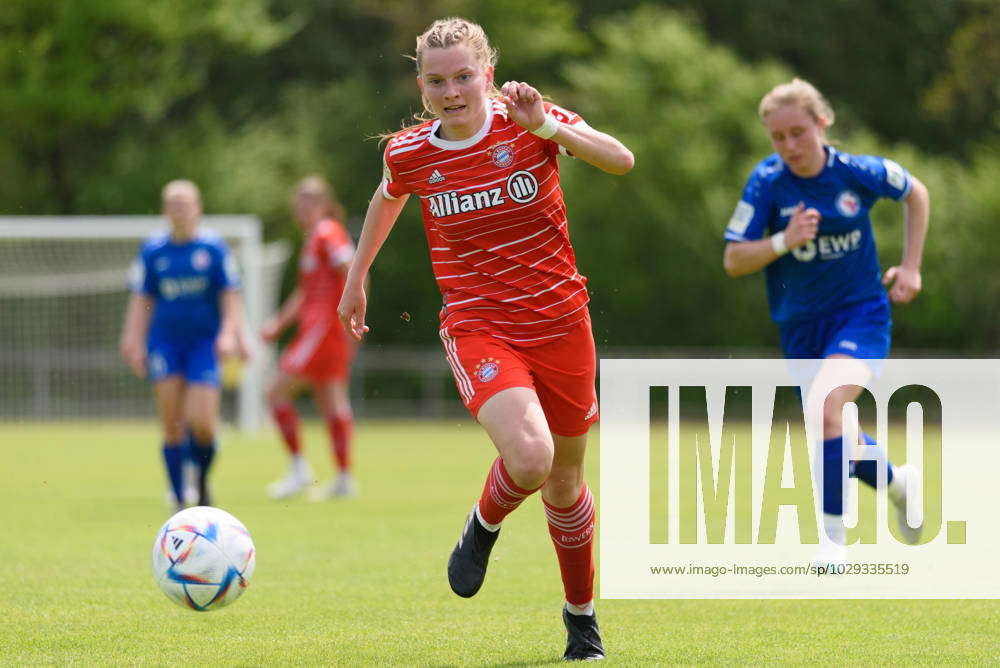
428, 169, 445, 184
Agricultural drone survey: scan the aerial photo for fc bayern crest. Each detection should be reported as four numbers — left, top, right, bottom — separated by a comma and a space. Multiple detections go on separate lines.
835, 190, 861, 218
475, 357, 501, 383
487, 143, 515, 168
191, 248, 211, 271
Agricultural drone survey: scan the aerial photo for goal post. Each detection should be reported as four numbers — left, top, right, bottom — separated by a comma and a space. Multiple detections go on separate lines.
0, 216, 290, 431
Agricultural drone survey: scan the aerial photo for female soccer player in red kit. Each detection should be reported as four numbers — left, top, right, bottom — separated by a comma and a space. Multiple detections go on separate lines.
338, 18, 633, 661
263, 177, 358, 501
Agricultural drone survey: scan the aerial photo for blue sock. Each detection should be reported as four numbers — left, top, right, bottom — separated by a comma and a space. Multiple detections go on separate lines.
851, 431, 894, 488
188, 433, 217, 505
822, 437, 848, 515
162, 444, 186, 504
188, 434, 216, 476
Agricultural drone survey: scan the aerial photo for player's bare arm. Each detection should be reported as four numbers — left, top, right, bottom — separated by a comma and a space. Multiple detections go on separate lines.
119, 293, 153, 378
500, 81, 634, 175
261, 288, 304, 342
217, 289, 251, 360
723, 202, 820, 277
882, 176, 929, 304
338, 185, 410, 341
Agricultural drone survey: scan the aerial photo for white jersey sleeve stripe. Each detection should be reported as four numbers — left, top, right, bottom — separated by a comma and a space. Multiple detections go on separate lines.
381, 180, 397, 200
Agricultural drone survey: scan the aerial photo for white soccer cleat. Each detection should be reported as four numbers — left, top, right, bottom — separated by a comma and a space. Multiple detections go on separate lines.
164, 489, 187, 513
309, 472, 357, 501
182, 484, 199, 506
889, 464, 923, 544
182, 461, 199, 506
267, 462, 312, 499
163, 463, 197, 508
812, 513, 848, 573
810, 543, 848, 574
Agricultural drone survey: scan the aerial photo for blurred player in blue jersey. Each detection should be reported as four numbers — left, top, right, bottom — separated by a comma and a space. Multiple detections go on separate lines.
723, 79, 930, 566
119, 180, 251, 511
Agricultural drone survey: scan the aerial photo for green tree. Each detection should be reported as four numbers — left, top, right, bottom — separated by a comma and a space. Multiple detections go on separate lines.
921, 1, 1000, 151
0, 0, 292, 213
559, 6, 787, 347
558, 6, 1000, 351
3, 1, 997, 352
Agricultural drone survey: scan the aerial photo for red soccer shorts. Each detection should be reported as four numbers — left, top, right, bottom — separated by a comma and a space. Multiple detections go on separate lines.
280, 321, 354, 383
440, 314, 598, 437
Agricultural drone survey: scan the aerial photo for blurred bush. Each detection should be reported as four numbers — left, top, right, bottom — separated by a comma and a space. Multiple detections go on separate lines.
1, 1, 996, 350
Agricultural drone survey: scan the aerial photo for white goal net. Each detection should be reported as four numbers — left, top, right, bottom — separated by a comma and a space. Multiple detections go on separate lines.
0, 216, 290, 431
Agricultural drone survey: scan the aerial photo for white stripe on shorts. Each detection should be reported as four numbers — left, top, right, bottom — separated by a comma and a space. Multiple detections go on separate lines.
440, 328, 475, 403
286, 320, 330, 370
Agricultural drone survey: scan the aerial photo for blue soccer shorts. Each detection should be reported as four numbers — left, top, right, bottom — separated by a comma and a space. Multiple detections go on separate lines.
779, 295, 892, 361
147, 334, 220, 386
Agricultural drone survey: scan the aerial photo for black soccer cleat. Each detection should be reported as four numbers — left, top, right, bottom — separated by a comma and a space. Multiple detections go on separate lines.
447, 506, 500, 598
562, 607, 605, 661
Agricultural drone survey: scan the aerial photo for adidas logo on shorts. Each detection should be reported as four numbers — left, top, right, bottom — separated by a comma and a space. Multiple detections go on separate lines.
428, 169, 445, 184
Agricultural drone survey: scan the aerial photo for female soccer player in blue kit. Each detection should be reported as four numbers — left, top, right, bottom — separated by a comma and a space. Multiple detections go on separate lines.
723, 79, 930, 565
120, 180, 251, 511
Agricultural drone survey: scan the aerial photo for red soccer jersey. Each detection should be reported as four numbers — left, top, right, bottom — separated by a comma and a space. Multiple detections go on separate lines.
298, 218, 354, 330
382, 99, 589, 346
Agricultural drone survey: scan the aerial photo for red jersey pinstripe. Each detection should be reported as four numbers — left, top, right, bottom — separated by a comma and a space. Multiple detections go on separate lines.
382, 100, 589, 345
298, 218, 354, 332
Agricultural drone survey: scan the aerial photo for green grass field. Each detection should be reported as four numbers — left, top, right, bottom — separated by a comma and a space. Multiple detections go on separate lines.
2, 420, 999, 666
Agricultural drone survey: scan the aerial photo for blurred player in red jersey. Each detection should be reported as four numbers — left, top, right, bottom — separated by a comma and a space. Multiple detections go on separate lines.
263, 177, 358, 501
338, 18, 633, 661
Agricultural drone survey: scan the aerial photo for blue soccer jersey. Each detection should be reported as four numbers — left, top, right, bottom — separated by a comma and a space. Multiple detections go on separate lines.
725, 146, 912, 324
128, 230, 240, 340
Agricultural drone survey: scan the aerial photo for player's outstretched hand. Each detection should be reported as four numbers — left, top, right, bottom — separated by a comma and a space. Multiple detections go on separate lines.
501, 81, 545, 134
338, 283, 370, 342
882, 265, 922, 303
260, 318, 282, 343
784, 202, 820, 249
215, 331, 238, 359
120, 341, 147, 379
236, 330, 254, 362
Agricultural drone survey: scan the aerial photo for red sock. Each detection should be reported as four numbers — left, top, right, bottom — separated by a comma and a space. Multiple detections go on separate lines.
326, 414, 353, 473
272, 402, 301, 455
477, 457, 540, 526
544, 483, 596, 606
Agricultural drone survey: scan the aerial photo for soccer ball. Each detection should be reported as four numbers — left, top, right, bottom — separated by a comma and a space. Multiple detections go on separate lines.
151, 506, 256, 611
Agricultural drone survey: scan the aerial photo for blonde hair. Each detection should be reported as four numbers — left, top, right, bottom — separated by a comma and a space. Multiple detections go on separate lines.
414, 17, 498, 75
758, 78, 835, 127
161, 179, 201, 204
383, 17, 500, 139
293, 175, 346, 222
